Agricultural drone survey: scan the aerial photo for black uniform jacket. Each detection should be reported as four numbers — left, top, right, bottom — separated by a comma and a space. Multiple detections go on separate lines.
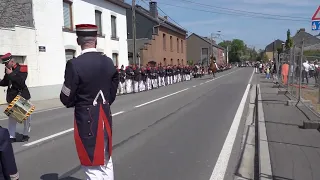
60, 51, 119, 166
0, 64, 30, 103
0, 127, 19, 180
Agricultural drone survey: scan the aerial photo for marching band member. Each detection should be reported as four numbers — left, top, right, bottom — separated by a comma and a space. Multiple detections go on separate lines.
177, 65, 182, 82
60, 24, 119, 180
125, 65, 134, 93
140, 65, 146, 91
133, 64, 140, 93
0, 53, 31, 143
159, 64, 166, 87
0, 126, 19, 180
146, 65, 152, 90
119, 65, 126, 94
150, 66, 157, 89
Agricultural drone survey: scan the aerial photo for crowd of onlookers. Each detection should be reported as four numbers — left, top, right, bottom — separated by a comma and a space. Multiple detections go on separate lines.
253, 59, 320, 86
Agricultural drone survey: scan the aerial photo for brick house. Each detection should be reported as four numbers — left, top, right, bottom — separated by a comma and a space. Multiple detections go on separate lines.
126, 1, 187, 66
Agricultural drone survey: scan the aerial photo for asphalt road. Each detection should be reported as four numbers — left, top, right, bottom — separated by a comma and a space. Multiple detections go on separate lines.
0, 67, 254, 180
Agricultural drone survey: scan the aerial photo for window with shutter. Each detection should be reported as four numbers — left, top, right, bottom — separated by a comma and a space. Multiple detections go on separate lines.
112, 53, 118, 66
95, 10, 102, 35
177, 38, 179, 53
181, 40, 183, 53
111, 15, 117, 38
63, 1, 72, 30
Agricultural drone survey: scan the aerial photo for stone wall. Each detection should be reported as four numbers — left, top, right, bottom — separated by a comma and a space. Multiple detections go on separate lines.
0, 0, 34, 28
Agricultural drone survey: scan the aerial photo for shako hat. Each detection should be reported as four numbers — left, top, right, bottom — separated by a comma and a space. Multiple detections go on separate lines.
75, 24, 98, 37
0, 53, 12, 64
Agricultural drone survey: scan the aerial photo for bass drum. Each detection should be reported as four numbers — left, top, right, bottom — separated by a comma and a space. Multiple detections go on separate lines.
4, 95, 35, 124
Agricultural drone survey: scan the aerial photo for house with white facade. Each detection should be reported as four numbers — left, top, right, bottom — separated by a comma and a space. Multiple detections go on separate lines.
0, 0, 130, 103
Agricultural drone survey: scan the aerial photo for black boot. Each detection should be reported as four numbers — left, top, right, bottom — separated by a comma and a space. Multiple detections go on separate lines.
10, 138, 17, 143
21, 135, 30, 142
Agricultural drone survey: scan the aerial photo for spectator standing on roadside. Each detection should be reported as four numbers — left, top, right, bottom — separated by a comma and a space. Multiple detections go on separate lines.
302, 60, 310, 84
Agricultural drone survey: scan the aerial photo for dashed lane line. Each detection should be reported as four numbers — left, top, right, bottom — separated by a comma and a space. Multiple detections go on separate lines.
23, 111, 125, 147
134, 88, 189, 108
21, 69, 242, 148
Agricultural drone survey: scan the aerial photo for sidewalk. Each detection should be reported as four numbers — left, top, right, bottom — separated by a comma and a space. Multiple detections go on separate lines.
259, 75, 320, 180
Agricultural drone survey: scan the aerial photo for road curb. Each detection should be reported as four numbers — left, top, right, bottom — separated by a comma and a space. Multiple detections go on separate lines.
257, 84, 273, 180
233, 84, 256, 180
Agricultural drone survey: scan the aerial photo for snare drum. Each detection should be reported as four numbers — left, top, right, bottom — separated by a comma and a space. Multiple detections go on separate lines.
3, 95, 35, 124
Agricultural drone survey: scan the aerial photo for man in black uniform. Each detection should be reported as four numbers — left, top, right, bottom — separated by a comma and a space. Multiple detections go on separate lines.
60, 24, 119, 180
0, 53, 31, 143
0, 126, 19, 180
118, 65, 126, 94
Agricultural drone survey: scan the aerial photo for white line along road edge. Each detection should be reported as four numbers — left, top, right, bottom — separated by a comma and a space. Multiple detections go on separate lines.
209, 69, 254, 180
134, 68, 240, 108
135, 88, 189, 108
23, 111, 125, 147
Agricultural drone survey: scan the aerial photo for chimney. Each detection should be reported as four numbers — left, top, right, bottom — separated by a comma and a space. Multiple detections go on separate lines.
164, 16, 168, 20
149, 1, 158, 18
299, 28, 305, 32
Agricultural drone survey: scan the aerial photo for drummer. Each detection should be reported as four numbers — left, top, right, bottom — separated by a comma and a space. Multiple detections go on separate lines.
0, 53, 31, 143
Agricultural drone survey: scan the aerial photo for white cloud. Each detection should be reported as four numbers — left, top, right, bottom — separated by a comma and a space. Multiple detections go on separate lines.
180, 19, 226, 26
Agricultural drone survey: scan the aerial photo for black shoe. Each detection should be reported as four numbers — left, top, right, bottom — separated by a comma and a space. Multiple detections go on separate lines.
21, 135, 30, 142
10, 138, 17, 143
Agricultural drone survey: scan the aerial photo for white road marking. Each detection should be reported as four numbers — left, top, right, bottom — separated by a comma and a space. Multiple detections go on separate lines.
248, 69, 255, 84
21, 68, 243, 148
209, 84, 251, 179
111, 111, 125, 116
194, 69, 239, 87
135, 88, 189, 108
0, 69, 240, 121
23, 128, 74, 147
23, 111, 125, 147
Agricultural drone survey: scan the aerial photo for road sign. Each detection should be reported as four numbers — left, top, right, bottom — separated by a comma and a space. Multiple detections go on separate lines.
312, 21, 320, 31
312, 6, 320, 20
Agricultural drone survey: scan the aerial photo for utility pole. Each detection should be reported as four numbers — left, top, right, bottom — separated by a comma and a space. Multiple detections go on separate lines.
132, 0, 137, 65
210, 33, 214, 67
226, 46, 229, 64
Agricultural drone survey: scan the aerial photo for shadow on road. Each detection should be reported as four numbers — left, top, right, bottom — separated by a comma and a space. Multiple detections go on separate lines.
40, 173, 81, 180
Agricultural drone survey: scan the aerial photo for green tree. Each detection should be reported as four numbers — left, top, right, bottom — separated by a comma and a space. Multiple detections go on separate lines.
218, 40, 232, 49
229, 39, 245, 62
285, 29, 293, 49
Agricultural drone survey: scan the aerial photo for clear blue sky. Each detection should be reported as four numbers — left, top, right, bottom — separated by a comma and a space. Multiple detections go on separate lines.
125, 0, 320, 50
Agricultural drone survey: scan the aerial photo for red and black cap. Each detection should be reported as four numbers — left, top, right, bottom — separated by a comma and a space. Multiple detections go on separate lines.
0, 53, 12, 64
75, 24, 98, 37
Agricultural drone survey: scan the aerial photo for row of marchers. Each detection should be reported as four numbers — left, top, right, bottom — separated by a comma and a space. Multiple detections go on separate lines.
116, 65, 193, 94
